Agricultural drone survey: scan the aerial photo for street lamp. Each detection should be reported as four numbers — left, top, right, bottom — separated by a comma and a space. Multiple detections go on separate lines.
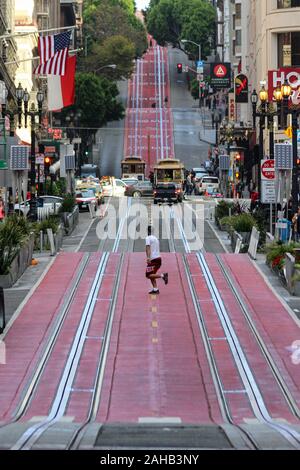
16, 83, 44, 220
181, 39, 202, 62
277, 81, 300, 214
94, 64, 117, 74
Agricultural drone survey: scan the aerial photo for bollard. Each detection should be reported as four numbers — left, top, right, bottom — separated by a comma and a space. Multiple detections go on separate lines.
0, 287, 5, 334
40, 230, 43, 253
47, 228, 56, 256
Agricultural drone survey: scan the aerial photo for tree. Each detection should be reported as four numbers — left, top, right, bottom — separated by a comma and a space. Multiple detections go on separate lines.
86, 35, 136, 79
56, 73, 125, 156
83, 0, 147, 60
147, 0, 215, 59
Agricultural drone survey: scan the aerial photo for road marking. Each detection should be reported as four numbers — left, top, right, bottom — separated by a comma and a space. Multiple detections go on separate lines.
152, 321, 158, 328
152, 306, 157, 313
152, 338, 158, 344
139, 417, 182, 424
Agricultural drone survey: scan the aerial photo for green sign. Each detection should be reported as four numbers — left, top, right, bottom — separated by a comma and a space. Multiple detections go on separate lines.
0, 160, 8, 170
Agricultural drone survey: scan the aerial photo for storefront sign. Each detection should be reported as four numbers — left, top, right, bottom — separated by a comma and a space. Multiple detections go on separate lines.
235, 74, 248, 103
268, 68, 300, 104
210, 63, 231, 90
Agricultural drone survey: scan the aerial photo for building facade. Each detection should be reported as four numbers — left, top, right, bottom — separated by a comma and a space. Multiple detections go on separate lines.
0, 0, 18, 98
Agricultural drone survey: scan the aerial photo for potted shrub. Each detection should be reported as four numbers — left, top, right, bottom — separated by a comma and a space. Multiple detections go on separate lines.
0, 218, 26, 287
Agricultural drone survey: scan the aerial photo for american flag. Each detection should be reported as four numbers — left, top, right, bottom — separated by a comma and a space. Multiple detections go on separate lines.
34, 30, 72, 76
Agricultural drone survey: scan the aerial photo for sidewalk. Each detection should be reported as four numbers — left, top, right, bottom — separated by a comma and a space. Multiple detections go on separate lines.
2, 212, 93, 327
208, 214, 300, 321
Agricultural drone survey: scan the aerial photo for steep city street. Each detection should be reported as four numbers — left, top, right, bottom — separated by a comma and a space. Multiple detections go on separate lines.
0, 0, 300, 459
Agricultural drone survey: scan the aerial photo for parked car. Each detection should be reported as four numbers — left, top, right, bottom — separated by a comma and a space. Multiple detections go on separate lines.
14, 195, 63, 217
125, 180, 153, 198
75, 189, 98, 211
100, 177, 127, 197
204, 187, 223, 198
122, 178, 139, 187
153, 183, 183, 204
197, 176, 220, 195
192, 168, 209, 182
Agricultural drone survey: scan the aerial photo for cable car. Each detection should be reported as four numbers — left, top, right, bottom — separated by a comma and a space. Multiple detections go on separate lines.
153, 159, 185, 186
121, 156, 146, 181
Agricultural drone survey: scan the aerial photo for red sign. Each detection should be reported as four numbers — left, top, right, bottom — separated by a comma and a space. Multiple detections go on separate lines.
268, 68, 300, 103
214, 64, 227, 77
261, 159, 275, 180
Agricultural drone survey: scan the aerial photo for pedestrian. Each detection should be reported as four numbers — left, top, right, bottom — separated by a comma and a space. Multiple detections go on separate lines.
145, 226, 168, 295
186, 172, 193, 195
292, 207, 300, 242
0, 197, 5, 222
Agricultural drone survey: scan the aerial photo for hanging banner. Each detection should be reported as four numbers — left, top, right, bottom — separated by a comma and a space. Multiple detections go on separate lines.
235, 74, 248, 103
228, 93, 236, 121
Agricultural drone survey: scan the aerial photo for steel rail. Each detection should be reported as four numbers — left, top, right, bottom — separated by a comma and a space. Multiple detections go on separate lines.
112, 197, 132, 253
172, 210, 300, 448
197, 251, 300, 449
181, 255, 259, 449
66, 253, 126, 449
170, 208, 259, 448
0, 253, 91, 428
11, 253, 110, 450
216, 255, 300, 419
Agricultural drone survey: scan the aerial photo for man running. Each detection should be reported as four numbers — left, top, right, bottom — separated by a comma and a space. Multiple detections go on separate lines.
145, 226, 168, 295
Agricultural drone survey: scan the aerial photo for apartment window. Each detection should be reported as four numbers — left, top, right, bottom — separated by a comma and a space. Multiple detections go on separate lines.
236, 4, 242, 19
278, 0, 300, 7
278, 32, 300, 66
235, 30, 242, 47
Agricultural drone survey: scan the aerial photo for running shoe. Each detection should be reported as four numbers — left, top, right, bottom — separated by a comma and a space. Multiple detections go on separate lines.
162, 273, 169, 285
149, 289, 160, 295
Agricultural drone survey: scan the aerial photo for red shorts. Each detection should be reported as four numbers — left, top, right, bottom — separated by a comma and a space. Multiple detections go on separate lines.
146, 258, 162, 278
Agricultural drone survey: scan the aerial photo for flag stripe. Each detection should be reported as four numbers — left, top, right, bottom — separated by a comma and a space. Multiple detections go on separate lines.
34, 47, 69, 75
47, 56, 76, 111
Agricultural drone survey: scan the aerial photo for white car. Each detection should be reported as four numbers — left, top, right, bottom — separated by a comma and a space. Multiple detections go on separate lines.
198, 176, 220, 195
14, 195, 63, 217
101, 178, 127, 197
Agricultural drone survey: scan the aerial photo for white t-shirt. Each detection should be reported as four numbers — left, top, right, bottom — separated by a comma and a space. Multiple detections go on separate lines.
146, 235, 161, 260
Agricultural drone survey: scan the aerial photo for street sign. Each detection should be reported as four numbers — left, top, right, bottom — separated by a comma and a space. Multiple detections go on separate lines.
210, 62, 231, 90
261, 180, 276, 204
275, 143, 293, 169
261, 159, 275, 180
284, 127, 292, 139
10, 146, 29, 171
35, 154, 45, 165
220, 155, 230, 170
196, 61, 204, 68
0, 160, 7, 170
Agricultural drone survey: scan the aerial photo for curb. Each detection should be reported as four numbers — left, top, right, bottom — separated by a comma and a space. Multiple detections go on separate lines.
0, 256, 57, 341
206, 220, 230, 253
250, 257, 300, 328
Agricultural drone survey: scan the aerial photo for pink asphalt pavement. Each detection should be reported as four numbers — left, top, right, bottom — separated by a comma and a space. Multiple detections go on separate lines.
124, 39, 174, 175
97, 253, 223, 424
1, 252, 299, 429
204, 254, 299, 424
220, 254, 300, 413
0, 253, 84, 421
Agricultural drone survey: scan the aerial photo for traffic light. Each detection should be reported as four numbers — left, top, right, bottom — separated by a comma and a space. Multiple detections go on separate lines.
235, 153, 241, 162
44, 156, 52, 178
177, 63, 183, 74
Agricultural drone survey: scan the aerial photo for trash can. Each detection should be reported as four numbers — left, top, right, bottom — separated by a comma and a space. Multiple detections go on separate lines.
278, 218, 291, 243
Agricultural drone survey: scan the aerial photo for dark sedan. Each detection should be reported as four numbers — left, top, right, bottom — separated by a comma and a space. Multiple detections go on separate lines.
125, 181, 153, 198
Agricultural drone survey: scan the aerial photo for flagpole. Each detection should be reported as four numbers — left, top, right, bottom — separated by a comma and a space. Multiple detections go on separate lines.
0, 25, 78, 41
4, 49, 83, 66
